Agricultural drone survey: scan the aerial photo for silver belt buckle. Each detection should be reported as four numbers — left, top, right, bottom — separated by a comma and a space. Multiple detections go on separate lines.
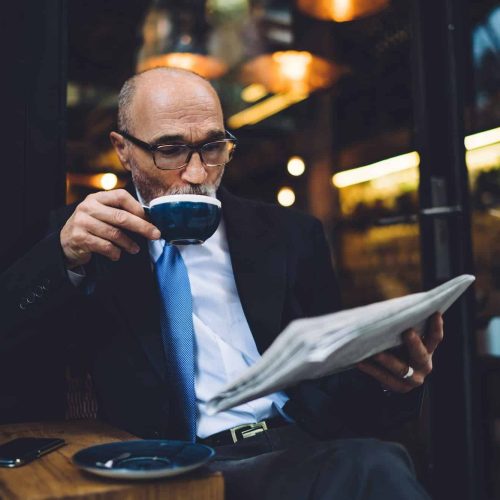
230, 421, 268, 443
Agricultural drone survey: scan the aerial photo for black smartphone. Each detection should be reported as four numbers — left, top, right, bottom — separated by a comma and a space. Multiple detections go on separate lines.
0, 437, 66, 468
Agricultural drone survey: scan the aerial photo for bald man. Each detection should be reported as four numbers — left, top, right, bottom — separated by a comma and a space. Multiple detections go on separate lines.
1, 68, 439, 499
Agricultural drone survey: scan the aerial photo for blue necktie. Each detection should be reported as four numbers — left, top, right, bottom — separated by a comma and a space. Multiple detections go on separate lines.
155, 244, 197, 442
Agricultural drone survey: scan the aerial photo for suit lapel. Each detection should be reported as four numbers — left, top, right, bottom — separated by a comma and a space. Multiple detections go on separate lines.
219, 187, 287, 353
99, 185, 287, 381
96, 183, 167, 384
106, 238, 168, 383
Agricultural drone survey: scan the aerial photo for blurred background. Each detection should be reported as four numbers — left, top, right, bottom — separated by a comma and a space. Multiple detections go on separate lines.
64, 0, 499, 311
3, 0, 500, 498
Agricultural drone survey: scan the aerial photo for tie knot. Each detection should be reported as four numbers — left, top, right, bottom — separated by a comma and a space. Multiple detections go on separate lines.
156, 243, 180, 269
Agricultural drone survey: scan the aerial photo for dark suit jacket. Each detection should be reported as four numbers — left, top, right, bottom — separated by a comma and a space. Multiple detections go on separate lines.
0, 186, 423, 439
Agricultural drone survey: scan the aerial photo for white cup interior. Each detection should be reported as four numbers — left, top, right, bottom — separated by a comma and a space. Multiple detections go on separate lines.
149, 194, 221, 208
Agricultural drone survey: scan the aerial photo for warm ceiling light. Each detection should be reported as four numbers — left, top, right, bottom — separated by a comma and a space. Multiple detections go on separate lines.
100, 173, 118, 191
287, 156, 306, 176
241, 83, 268, 103
137, 53, 227, 79
332, 152, 420, 188
240, 50, 347, 94
464, 126, 500, 151
136, 4, 228, 80
277, 187, 296, 207
273, 51, 312, 82
228, 91, 308, 128
330, 126, 500, 189
466, 143, 500, 171
66, 173, 122, 191
297, 0, 390, 22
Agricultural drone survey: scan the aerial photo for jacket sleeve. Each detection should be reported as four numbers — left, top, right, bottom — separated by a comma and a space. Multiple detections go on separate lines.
0, 203, 85, 349
0, 231, 83, 346
283, 217, 424, 439
0, 207, 89, 422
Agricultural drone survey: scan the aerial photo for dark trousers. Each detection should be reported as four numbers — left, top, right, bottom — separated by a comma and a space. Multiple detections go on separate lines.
207, 424, 431, 500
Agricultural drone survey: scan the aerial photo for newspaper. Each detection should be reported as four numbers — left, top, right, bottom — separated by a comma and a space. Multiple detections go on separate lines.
206, 274, 475, 415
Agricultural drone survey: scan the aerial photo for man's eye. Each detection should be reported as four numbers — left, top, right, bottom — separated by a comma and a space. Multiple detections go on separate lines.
158, 146, 185, 157
203, 142, 224, 153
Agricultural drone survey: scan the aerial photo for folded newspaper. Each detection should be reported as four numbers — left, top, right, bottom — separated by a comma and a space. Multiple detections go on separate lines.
206, 274, 475, 415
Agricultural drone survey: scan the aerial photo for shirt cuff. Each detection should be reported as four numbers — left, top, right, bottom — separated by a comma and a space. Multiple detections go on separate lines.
67, 266, 86, 287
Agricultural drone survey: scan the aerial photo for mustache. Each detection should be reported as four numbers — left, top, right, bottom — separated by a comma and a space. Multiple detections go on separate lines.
166, 184, 217, 197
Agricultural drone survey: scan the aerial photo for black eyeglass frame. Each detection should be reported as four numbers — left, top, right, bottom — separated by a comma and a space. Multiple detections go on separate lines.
117, 129, 237, 170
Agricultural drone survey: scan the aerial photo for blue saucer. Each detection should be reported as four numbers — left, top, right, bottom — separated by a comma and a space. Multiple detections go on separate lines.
72, 440, 215, 480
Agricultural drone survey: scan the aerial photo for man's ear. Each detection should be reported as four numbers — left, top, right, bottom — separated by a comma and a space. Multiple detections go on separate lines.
110, 131, 131, 172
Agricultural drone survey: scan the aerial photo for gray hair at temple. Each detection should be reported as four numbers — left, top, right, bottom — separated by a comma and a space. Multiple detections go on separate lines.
117, 67, 212, 134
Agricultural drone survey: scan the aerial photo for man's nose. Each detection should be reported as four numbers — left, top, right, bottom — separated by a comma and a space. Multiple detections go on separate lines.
181, 152, 208, 184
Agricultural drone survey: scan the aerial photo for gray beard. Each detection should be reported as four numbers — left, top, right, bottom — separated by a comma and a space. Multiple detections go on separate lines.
165, 184, 217, 196
130, 159, 222, 204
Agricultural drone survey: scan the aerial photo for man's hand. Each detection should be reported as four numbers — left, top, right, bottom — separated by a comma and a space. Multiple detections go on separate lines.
357, 312, 444, 393
60, 189, 161, 269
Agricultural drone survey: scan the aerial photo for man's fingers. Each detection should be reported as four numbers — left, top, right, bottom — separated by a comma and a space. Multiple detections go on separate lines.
358, 317, 441, 393
78, 233, 122, 262
357, 361, 420, 393
403, 330, 432, 374
92, 189, 146, 218
84, 200, 160, 240
372, 351, 411, 379
423, 313, 444, 354
60, 189, 161, 268
83, 216, 141, 255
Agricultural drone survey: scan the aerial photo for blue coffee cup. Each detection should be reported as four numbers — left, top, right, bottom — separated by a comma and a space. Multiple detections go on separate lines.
146, 194, 221, 245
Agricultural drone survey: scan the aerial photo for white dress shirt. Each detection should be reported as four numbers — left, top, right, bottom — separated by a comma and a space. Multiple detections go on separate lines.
68, 215, 290, 438
148, 220, 289, 438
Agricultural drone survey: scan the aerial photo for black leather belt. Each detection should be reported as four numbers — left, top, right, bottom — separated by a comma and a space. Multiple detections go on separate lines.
198, 416, 289, 446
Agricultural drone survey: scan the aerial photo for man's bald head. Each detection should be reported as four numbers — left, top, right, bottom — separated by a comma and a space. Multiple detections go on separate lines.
110, 67, 227, 203
117, 67, 222, 134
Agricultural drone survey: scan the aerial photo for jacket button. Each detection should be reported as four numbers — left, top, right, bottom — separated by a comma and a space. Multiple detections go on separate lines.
19, 297, 31, 309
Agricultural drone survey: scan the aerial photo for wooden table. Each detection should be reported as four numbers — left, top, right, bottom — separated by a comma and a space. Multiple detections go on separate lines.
0, 420, 224, 500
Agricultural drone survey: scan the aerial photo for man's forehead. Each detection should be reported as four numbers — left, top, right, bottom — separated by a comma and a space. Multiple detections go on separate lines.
131, 72, 223, 135
134, 72, 219, 110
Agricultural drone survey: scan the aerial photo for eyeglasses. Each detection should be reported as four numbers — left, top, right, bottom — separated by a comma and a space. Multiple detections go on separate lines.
117, 129, 237, 170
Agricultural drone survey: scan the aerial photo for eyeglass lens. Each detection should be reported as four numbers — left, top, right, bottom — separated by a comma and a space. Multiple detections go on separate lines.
154, 141, 235, 169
